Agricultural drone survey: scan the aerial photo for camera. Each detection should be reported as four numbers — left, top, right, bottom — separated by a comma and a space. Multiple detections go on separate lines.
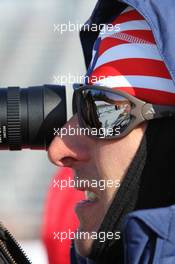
0, 85, 67, 150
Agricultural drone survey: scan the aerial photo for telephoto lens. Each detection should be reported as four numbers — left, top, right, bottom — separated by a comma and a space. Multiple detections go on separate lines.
0, 85, 67, 150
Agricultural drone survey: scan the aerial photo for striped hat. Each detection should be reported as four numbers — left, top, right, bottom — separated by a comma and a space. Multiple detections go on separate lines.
86, 6, 175, 105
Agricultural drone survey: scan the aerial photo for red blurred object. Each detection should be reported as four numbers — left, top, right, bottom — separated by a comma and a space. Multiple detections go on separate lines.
42, 168, 84, 264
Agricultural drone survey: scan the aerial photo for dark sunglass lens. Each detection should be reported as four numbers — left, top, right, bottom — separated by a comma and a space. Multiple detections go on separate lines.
98, 90, 132, 134
80, 89, 101, 128
80, 88, 132, 137
72, 92, 77, 114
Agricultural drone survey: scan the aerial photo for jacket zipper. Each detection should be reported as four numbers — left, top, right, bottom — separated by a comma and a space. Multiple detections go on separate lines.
0, 239, 17, 264
0, 222, 32, 264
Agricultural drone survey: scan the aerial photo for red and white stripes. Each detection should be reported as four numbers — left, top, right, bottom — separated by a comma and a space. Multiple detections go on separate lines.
87, 6, 175, 105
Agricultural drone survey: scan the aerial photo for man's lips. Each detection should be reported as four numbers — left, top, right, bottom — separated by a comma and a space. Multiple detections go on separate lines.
74, 185, 100, 202
74, 179, 104, 231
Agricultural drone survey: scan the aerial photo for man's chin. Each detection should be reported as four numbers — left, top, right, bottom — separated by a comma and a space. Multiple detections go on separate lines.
74, 237, 94, 257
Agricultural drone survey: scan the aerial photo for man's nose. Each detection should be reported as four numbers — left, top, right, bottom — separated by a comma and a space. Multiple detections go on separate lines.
48, 115, 91, 167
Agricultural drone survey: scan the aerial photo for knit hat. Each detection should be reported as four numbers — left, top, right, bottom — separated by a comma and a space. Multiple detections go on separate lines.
86, 6, 175, 105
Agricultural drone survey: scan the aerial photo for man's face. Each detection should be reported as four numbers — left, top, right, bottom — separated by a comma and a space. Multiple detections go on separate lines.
48, 115, 147, 256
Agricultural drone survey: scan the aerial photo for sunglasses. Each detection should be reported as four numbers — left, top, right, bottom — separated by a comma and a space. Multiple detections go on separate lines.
73, 84, 175, 139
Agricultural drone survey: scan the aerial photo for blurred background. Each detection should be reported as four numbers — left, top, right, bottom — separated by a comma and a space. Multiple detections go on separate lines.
0, 0, 94, 263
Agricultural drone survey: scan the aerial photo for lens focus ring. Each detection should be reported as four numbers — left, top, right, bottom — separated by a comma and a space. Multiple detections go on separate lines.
7, 87, 21, 150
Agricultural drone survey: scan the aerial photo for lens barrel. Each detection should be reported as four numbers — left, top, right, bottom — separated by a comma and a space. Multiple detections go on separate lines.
0, 85, 66, 150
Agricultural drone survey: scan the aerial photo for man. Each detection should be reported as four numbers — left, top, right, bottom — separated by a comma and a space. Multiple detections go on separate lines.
48, 1, 175, 263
